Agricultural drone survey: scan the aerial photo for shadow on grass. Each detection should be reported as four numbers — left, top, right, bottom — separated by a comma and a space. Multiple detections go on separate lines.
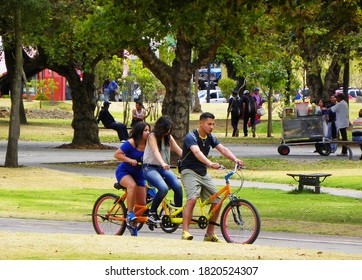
287, 188, 317, 195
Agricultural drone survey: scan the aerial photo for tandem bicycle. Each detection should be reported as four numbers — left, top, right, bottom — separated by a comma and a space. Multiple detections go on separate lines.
91, 164, 261, 244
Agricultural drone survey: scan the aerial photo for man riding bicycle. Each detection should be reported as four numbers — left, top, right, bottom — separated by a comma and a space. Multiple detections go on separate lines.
179, 112, 244, 242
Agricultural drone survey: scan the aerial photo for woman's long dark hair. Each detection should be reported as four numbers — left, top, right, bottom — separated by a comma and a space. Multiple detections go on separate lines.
153, 115, 173, 150
130, 122, 150, 148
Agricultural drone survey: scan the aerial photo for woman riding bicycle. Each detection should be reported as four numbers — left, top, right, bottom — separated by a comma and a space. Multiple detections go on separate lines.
114, 122, 151, 234
143, 115, 183, 224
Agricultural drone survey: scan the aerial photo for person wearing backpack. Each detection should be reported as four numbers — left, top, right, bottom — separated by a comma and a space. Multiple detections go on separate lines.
240, 90, 257, 137
227, 90, 241, 137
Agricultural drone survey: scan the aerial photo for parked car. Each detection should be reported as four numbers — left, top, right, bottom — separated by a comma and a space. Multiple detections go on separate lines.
335, 87, 362, 99
198, 89, 227, 103
22, 87, 36, 99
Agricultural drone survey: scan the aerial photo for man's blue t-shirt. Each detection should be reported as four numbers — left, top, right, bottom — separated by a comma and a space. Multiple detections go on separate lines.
180, 129, 219, 176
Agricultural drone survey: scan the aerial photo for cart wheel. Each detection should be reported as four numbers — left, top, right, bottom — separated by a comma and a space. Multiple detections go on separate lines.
316, 143, 331, 156
278, 145, 290, 155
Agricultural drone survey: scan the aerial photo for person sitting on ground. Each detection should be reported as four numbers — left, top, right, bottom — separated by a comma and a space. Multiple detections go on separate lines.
114, 122, 151, 236
352, 108, 362, 160
142, 115, 183, 224
97, 101, 129, 142
131, 101, 147, 128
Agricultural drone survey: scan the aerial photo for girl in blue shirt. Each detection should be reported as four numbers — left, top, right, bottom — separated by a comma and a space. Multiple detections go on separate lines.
114, 122, 151, 230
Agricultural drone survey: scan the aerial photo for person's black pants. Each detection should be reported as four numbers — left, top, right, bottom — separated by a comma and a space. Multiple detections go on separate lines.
231, 112, 239, 136
243, 113, 256, 136
107, 122, 129, 141
338, 127, 348, 154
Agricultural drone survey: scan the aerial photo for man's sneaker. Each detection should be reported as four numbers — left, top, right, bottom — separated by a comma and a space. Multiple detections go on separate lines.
126, 212, 137, 226
148, 212, 161, 224
181, 231, 193, 240
204, 233, 223, 242
337, 153, 347, 157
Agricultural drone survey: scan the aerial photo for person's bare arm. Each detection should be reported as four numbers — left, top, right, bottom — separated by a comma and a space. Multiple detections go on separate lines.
215, 144, 244, 166
170, 135, 183, 157
148, 134, 168, 168
190, 145, 220, 169
114, 140, 138, 166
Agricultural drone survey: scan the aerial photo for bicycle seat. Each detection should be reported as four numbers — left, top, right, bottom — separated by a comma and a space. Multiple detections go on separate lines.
113, 183, 127, 190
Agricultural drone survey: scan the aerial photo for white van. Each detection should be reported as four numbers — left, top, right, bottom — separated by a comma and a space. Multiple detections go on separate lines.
198, 90, 227, 103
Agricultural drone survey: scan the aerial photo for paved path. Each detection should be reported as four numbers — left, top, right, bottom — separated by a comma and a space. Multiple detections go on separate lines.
1, 217, 362, 255
1, 140, 362, 166
1, 140, 362, 255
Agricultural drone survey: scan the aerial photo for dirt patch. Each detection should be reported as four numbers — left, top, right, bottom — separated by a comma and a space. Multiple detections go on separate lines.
25, 108, 73, 119
57, 143, 116, 150
0, 107, 73, 119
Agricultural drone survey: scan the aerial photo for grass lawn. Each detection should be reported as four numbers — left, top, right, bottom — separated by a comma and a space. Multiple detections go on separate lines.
0, 167, 361, 238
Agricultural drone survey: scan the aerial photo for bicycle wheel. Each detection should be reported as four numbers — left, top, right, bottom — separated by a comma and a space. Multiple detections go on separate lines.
159, 206, 180, 234
92, 193, 127, 235
220, 199, 260, 244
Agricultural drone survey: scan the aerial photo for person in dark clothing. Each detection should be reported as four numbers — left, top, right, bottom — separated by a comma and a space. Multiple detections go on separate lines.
97, 101, 129, 142
240, 90, 257, 137
227, 90, 241, 137
327, 95, 337, 153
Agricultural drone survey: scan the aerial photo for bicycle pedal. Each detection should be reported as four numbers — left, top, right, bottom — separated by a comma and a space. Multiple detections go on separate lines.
147, 221, 158, 228
148, 224, 155, 231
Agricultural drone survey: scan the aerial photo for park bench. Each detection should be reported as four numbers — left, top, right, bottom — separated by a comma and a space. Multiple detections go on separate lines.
329, 140, 362, 160
286, 173, 332, 194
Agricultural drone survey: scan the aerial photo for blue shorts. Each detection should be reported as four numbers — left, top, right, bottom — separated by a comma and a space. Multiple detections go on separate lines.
115, 163, 145, 187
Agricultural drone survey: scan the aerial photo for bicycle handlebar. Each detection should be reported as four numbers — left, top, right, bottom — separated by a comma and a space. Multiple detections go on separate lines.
224, 163, 244, 181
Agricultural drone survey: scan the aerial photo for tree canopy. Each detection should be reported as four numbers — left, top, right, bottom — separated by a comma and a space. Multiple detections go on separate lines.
1, 0, 362, 165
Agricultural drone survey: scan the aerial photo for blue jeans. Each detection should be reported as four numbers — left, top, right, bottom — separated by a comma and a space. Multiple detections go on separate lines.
143, 165, 183, 213
327, 122, 337, 152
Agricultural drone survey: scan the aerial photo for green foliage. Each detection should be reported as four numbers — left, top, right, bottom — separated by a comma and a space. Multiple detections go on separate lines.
29, 79, 58, 109
129, 59, 164, 103
217, 78, 237, 96
94, 55, 124, 93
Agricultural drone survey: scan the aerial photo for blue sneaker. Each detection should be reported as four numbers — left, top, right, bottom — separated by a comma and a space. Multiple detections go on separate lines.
126, 212, 137, 226
126, 212, 138, 236
127, 225, 138, 236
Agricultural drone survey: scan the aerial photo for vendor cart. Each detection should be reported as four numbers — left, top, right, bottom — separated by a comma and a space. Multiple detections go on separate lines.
277, 115, 331, 156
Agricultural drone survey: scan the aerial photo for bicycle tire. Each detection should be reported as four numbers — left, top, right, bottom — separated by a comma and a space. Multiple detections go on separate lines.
220, 199, 260, 244
92, 193, 127, 235
159, 207, 180, 234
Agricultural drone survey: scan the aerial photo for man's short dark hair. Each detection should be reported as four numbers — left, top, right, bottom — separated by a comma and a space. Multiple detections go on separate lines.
200, 112, 215, 120
335, 94, 345, 101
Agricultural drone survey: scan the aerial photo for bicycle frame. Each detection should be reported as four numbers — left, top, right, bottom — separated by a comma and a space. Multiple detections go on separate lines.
93, 164, 260, 243
163, 165, 238, 226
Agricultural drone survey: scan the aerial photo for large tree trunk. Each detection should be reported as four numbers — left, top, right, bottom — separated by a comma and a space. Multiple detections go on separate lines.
135, 41, 194, 142
267, 87, 273, 138
5, 4, 22, 167
305, 58, 323, 102
134, 30, 222, 143
67, 71, 101, 147
323, 50, 342, 100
